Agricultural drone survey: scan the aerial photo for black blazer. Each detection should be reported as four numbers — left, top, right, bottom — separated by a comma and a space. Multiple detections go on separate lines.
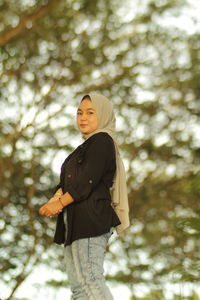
53, 132, 121, 246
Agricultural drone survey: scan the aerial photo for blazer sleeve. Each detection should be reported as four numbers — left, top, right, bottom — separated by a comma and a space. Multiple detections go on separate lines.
66, 133, 116, 202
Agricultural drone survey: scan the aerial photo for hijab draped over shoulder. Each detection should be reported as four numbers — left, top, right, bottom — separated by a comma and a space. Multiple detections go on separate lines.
81, 92, 130, 235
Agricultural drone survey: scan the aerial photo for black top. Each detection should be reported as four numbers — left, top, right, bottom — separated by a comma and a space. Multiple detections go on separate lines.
53, 132, 121, 246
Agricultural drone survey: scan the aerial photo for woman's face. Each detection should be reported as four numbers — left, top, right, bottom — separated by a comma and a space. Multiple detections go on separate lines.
76, 98, 99, 134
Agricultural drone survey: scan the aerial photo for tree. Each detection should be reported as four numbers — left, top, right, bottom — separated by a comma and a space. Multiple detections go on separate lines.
0, 0, 199, 299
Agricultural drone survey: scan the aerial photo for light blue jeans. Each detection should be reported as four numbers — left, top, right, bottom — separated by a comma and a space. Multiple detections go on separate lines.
63, 211, 114, 300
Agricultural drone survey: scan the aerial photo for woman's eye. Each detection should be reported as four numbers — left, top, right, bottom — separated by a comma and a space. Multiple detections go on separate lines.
77, 111, 94, 115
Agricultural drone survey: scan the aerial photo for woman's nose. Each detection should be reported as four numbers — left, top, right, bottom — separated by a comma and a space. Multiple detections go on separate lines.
80, 113, 87, 120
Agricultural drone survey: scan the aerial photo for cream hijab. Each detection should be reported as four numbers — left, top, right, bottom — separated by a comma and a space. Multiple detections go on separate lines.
81, 92, 130, 235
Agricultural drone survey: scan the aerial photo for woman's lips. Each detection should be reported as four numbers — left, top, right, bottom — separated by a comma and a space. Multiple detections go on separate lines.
80, 124, 88, 127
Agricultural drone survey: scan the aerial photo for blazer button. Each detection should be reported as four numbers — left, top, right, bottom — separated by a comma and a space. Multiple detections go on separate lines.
78, 159, 82, 163
80, 145, 84, 148
89, 180, 93, 184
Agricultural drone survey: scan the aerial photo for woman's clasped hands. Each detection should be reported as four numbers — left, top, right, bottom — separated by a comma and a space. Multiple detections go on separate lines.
39, 195, 63, 218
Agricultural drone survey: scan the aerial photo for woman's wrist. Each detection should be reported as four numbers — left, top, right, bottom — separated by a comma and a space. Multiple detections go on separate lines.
48, 195, 60, 203
48, 188, 63, 203
59, 192, 74, 207
58, 197, 65, 208
54, 188, 63, 197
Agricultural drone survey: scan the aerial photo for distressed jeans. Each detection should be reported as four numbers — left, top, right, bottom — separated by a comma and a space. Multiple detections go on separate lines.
63, 211, 114, 300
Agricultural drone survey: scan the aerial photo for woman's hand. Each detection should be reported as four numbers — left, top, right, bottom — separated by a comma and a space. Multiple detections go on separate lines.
39, 199, 63, 218
39, 190, 74, 218
48, 195, 61, 203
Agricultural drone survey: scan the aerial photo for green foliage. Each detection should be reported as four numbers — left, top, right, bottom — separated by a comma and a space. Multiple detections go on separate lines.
130, 289, 200, 300
0, 0, 200, 299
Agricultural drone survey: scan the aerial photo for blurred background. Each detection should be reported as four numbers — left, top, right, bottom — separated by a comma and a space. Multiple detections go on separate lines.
0, 0, 200, 299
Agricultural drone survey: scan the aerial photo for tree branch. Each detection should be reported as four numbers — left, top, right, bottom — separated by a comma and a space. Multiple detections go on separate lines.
0, 81, 58, 146
0, 0, 59, 46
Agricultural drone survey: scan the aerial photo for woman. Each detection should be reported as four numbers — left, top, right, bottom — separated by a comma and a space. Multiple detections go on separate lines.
39, 93, 130, 300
